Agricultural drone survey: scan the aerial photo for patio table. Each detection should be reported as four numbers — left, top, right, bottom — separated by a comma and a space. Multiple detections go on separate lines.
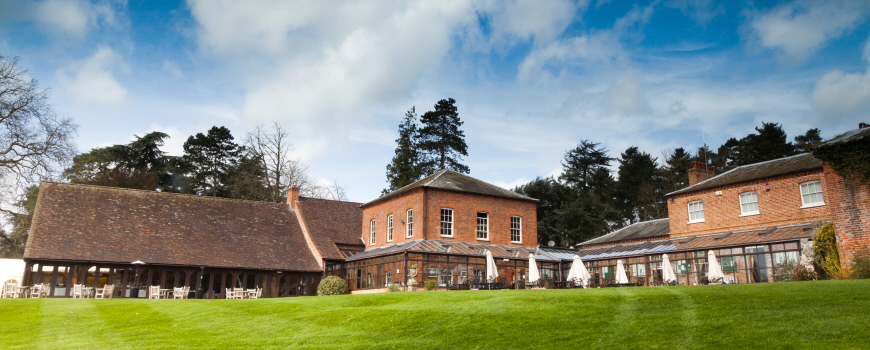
160, 289, 172, 299
14, 286, 28, 298
82, 287, 93, 298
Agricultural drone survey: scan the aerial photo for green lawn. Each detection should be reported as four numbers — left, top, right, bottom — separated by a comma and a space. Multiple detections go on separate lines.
1, 280, 869, 349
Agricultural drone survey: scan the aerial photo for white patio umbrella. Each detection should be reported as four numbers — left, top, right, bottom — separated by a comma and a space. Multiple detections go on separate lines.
615, 259, 629, 284
662, 254, 677, 284
565, 255, 591, 286
707, 250, 725, 281
528, 253, 540, 283
485, 250, 499, 282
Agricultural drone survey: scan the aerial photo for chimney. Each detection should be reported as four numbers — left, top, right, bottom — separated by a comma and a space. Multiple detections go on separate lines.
287, 185, 300, 210
688, 161, 714, 186
860, 122, 869, 129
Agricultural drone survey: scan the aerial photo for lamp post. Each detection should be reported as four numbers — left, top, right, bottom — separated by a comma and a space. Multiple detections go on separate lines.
130, 261, 145, 298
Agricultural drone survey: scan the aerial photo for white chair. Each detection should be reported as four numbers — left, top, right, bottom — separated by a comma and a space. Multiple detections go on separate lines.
95, 285, 114, 299
148, 285, 161, 299
29, 284, 45, 298
182, 286, 190, 299
72, 284, 85, 298
172, 287, 184, 299
3, 282, 17, 298
225, 288, 234, 299
233, 288, 245, 299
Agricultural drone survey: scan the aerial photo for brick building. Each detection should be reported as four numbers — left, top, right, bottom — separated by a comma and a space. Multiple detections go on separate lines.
18, 126, 869, 297
569, 125, 870, 286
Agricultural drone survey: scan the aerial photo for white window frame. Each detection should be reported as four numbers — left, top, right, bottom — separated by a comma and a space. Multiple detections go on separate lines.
369, 219, 376, 245
510, 216, 522, 244
739, 191, 760, 216
800, 180, 825, 208
687, 200, 704, 223
440, 208, 453, 237
387, 214, 393, 242
476, 212, 489, 241
406, 209, 413, 238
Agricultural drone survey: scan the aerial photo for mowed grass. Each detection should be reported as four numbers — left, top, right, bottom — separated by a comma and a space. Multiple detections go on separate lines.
2, 280, 869, 350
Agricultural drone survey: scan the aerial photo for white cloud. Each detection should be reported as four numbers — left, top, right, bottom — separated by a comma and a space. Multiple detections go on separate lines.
56, 46, 128, 106
480, 0, 584, 47
812, 67, 870, 123
606, 70, 649, 116
665, 0, 723, 25
747, 0, 870, 60
0, 0, 122, 39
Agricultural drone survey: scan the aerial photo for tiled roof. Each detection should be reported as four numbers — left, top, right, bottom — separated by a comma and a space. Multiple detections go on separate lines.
576, 218, 670, 247
296, 197, 364, 260
821, 126, 870, 145
25, 182, 322, 272
361, 169, 537, 207
666, 153, 823, 197
345, 221, 821, 262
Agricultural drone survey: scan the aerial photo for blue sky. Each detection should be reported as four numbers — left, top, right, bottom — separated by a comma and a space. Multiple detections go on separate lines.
1, 0, 869, 202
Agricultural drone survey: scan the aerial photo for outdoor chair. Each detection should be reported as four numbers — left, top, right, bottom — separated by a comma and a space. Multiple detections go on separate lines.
149, 286, 161, 299
173, 287, 185, 299
95, 285, 114, 299
233, 288, 245, 299
225, 288, 234, 299
72, 284, 85, 298
182, 286, 190, 299
3, 282, 20, 298
29, 284, 45, 298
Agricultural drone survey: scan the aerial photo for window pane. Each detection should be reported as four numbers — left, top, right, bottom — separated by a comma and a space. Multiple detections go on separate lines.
477, 212, 488, 240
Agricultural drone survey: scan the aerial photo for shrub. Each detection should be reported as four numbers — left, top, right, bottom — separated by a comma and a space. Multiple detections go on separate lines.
317, 276, 348, 296
793, 265, 819, 281
814, 222, 841, 279
424, 280, 439, 291
852, 253, 870, 279
387, 284, 402, 292
773, 259, 798, 282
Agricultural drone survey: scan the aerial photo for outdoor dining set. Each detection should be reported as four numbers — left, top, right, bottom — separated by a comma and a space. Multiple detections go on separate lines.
1, 283, 115, 298
224, 287, 263, 299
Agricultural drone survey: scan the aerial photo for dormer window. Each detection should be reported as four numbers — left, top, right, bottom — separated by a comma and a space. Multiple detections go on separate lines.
739, 191, 759, 216
688, 200, 704, 223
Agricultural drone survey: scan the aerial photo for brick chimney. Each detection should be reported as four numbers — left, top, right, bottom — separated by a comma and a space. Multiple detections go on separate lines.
287, 185, 300, 210
688, 161, 714, 186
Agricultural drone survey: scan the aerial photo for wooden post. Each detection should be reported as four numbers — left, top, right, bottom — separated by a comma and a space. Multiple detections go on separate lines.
558, 261, 563, 282
79, 265, 87, 286
159, 270, 167, 289
33, 264, 43, 287
283, 275, 290, 297
207, 272, 215, 299
48, 265, 59, 298
107, 268, 115, 288
120, 268, 129, 298
241, 273, 248, 289
145, 269, 153, 298
264, 274, 271, 298
221, 273, 228, 298
21, 261, 32, 286
403, 252, 408, 287
64, 265, 74, 297
173, 270, 180, 288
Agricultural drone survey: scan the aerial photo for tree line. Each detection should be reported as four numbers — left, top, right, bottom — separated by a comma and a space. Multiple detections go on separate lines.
514, 122, 824, 248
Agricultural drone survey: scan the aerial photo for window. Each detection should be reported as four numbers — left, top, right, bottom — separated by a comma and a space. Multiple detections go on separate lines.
773, 251, 799, 265
440, 208, 453, 237
631, 264, 646, 277
511, 216, 522, 243
369, 219, 375, 245
387, 215, 393, 242
800, 181, 825, 207
385, 271, 392, 286
406, 209, 413, 238
476, 212, 488, 240
739, 191, 759, 215
688, 200, 704, 223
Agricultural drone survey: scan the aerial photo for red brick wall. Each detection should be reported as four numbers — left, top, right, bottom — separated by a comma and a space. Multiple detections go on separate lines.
361, 188, 537, 249
360, 190, 425, 248
823, 163, 870, 266
668, 169, 832, 238
424, 189, 537, 247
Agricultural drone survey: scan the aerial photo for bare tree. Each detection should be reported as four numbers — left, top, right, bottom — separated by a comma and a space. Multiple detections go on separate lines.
1, 56, 77, 184
244, 121, 318, 202
311, 178, 348, 201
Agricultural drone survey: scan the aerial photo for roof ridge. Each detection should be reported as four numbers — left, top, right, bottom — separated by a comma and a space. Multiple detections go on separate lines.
298, 196, 362, 205
664, 153, 819, 197
42, 181, 289, 206
423, 168, 451, 186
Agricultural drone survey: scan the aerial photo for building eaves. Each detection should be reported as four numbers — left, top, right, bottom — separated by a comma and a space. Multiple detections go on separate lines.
665, 153, 823, 197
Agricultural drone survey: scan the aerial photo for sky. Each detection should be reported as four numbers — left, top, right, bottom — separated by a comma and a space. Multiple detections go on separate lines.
1, 0, 869, 203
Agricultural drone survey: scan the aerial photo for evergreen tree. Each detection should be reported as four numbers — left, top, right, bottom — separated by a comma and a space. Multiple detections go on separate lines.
559, 140, 614, 192
383, 107, 427, 195
63, 131, 173, 191
0, 185, 39, 258
736, 122, 798, 165
182, 126, 243, 197
794, 128, 822, 151
662, 147, 693, 192
615, 147, 665, 224
417, 98, 469, 174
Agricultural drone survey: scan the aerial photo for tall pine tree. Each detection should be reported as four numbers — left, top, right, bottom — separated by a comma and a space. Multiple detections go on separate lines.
182, 126, 243, 197
418, 98, 469, 174
383, 107, 427, 195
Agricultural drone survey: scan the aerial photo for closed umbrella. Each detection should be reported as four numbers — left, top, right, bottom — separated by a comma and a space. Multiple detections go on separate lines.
707, 250, 725, 282
528, 253, 540, 284
485, 250, 499, 282
566, 255, 591, 286
662, 254, 677, 284
615, 259, 629, 284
